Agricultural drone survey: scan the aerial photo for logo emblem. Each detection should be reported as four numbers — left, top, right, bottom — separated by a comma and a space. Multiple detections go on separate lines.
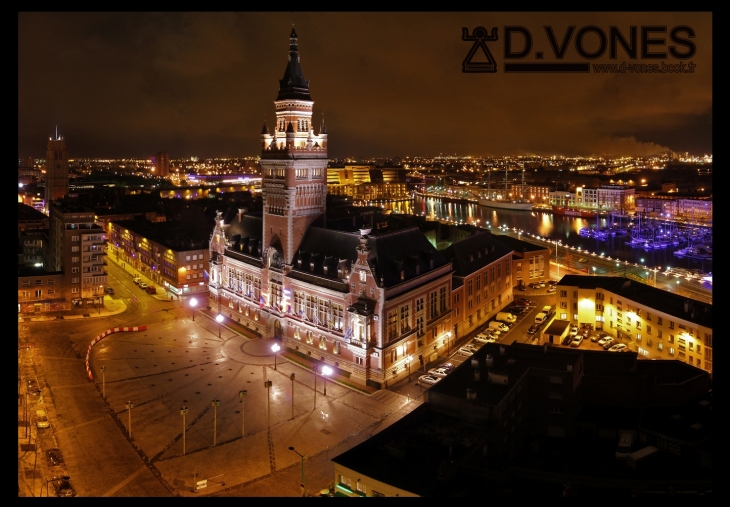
462, 27, 498, 73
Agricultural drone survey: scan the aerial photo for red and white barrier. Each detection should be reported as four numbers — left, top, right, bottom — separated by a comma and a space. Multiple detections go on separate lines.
86, 326, 147, 380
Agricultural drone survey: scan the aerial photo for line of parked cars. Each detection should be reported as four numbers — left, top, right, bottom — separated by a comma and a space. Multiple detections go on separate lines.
420, 362, 456, 386
133, 277, 157, 294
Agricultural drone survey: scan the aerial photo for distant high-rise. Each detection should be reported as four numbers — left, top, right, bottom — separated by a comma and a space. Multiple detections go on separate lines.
155, 151, 170, 177
44, 131, 69, 206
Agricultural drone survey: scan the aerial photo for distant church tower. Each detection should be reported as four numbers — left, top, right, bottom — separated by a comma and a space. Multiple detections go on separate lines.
260, 28, 329, 269
44, 130, 69, 206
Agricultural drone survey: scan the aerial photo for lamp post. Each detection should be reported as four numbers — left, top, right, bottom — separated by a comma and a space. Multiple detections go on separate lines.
125, 401, 134, 439
406, 355, 412, 381
321, 365, 332, 396
592, 267, 596, 276
264, 380, 272, 429
271, 343, 280, 371
239, 390, 247, 437
100, 365, 107, 400
290, 373, 296, 420
190, 297, 198, 321
180, 406, 188, 456
289, 446, 306, 497
211, 399, 220, 446
216, 314, 223, 338
312, 365, 318, 411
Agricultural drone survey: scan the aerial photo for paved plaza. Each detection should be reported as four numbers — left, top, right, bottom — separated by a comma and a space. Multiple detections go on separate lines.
19, 302, 421, 497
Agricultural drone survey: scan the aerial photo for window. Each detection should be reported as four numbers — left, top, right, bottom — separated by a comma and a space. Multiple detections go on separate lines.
306, 331, 313, 344
356, 482, 367, 494
439, 287, 447, 312
669, 347, 675, 356
560, 313, 567, 320
186, 255, 191, 261
429, 291, 437, 318
334, 341, 340, 354
48, 279, 55, 285
647, 325, 652, 334
697, 344, 701, 354
355, 356, 364, 366
550, 405, 563, 414
390, 348, 397, 363
71, 257, 79, 263
658, 342, 663, 351
657, 317, 663, 325
71, 235, 79, 241
319, 336, 327, 350
560, 290, 567, 297
669, 321, 675, 329
72, 287, 79, 293
339, 475, 352, 488
399, 305, 410, 333
636, 321, 641, 330
71, 277, 79, 284
387, 309, 398, 341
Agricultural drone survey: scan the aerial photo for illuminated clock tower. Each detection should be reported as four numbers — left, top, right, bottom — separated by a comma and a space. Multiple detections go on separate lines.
260, 28, 329, 271
44, 129, 69, 207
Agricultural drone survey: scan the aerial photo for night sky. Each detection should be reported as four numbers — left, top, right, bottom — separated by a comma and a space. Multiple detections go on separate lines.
18, 12, 712, 160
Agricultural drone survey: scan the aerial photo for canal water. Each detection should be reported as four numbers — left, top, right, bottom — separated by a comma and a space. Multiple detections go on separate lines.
383, 197, 712, 274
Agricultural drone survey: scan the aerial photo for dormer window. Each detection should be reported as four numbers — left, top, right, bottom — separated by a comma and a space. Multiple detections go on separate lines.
360, 270, 366, 283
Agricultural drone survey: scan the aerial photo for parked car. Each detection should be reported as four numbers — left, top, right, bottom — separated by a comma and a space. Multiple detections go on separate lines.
546, 287, 556, 294
589, 333, 601, 342
527, 324, 539, 335
602, 338, 617, 349
609, 343, 628, 352
440, 363, 455, 373
569, 326, 579, 336
458, 347, 474, 357
473, 334, 490, 344
27, 379, 41, 396
145, 285, 157, 294
52, 476, 76, 497
418, 375, 441, 386
562, 335, 573, 346
106, 287, 115, 295
581, 328, 591, 338
571, 335, 583, 347
428, 368, 449, 378
537, 281, 546, 288
36, 410, 50, 429
514, 298, 531, 307
547, 279, 558, 286
515, 283, 527, 291
597, 335, 612, 346
46, 448, 64, 467
133, 277, 141, 285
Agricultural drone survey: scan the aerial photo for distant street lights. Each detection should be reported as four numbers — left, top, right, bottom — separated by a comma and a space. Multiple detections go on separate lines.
321, 365, 332, 396
216, 314, 223, 338
211, 399, 220, 446
288, 446, 306, 497
271, 343, 280, 370
190, 298, 198, 321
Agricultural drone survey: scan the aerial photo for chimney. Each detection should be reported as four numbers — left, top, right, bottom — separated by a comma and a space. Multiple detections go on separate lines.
499, 346, 506, 356
485, 355, 494, 368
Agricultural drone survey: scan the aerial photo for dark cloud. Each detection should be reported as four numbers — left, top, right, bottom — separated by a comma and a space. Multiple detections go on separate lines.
18, 12, 712, 159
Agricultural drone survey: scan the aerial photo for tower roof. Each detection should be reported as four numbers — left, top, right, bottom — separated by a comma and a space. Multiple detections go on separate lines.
276, 27, 312, 101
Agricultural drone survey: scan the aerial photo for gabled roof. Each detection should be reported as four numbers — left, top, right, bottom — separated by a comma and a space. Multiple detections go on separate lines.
441, 231, 513, 277
293, 226, 449, 288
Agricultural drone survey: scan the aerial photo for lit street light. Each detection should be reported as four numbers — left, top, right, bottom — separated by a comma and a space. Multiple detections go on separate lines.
322, 365, 332, 396
190, 297, 198, 321
211, 399, 220, 446
216, 314, 223, 338
288, 446, 306, 497
271, 342, 280, 370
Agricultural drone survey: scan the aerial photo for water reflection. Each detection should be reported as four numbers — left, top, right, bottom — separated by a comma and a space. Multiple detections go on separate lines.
383, 197, 712, 273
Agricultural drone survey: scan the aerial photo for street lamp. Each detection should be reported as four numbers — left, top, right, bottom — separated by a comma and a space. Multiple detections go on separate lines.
239, 390, 247, 437
288, 446, 306, 497
100, 365, 107, 400
271, 343, 280, 370
592, 267, 596, 276
216, 314, 223, 338
211, 399, 220, 446
406, 355, 412, 381
125, 401, 134, 439
321, 365, 332, 396
190, 297, 198, 321
290, 373, 296, 420
180, 406, 188, 455
264, 380, 273, 429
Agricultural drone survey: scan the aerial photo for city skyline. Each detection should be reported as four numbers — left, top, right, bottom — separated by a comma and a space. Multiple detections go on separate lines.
19, 12, 712, 160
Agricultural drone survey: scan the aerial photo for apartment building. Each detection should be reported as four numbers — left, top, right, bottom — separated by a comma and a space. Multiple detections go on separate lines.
555, 275, 713, 373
